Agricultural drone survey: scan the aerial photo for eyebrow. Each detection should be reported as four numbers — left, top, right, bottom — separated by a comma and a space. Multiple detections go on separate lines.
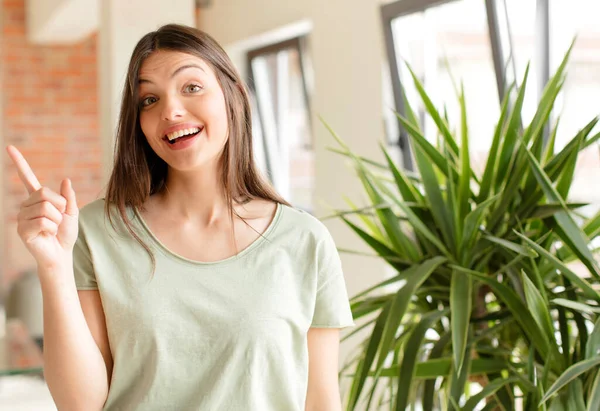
139, 64, 206, 85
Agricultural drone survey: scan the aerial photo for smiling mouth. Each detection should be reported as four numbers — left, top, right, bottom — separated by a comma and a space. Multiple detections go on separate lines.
163, 126, 204, 144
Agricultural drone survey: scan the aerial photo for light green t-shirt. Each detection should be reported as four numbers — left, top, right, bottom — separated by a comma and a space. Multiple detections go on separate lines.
73, 199, 354, 411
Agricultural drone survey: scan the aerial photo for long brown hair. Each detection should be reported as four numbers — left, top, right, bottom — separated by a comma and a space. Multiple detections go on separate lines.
104, 24, 290, 266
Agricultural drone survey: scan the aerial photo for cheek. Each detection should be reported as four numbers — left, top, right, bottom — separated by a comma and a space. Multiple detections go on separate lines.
139, 111, 157, 136
138, 113, 160, 149
210, 96, 229, 137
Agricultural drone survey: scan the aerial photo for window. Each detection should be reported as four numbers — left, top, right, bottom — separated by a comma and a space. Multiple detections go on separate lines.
382, 0, 600, 210
383, 0, 499, 174
549, 0, 600, 212
247, 37, 314, 212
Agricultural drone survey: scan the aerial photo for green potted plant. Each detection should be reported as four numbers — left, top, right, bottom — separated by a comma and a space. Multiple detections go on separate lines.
326, 43, 600, 410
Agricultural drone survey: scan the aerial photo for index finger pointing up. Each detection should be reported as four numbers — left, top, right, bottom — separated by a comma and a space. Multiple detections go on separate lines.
6, 145, 42, 194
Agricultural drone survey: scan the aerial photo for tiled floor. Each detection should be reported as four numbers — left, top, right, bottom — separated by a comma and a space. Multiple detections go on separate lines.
0, 376, 56, 411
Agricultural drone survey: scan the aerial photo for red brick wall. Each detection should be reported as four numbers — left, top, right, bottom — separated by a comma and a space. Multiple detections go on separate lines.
2, 0, 103, 289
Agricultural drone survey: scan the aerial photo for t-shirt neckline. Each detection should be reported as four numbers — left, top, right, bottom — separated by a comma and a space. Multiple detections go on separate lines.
133, 202, 283, 266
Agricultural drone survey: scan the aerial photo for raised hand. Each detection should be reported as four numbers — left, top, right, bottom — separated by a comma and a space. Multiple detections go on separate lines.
6, 145, 79, 271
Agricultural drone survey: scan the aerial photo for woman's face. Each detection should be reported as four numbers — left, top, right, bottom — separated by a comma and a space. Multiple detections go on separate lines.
138, 50, 229, 172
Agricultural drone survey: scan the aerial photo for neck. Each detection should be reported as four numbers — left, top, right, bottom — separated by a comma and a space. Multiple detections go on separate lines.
157, 164, 231, 226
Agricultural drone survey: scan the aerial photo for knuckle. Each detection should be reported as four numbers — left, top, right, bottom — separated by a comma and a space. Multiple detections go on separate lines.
38, 187, 52, 200
40, 201, 52, 214
45, 201, 59, 217
39, 218, 55, 233
35, 218, 47, 230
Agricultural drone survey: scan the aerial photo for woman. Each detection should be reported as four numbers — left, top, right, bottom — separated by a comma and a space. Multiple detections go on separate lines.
6, 24, 353, 410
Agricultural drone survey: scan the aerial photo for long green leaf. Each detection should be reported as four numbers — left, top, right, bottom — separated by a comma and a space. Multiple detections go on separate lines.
384, 190, 454, 261
412, 136, 456, 251
372, 357, 523, 378
529, 203, 588, 220
463, 377, 520, 411
555, 130, 583, 199
340, 198, 387, 244
362, 176, 420, 259
583, 208, 600, 239
423, 332, 451, 411
566, 378, 586, 411
496, 64, 530, 190
478, 84, 514, 202
458, 82, 471, 223
395, 309, 449, 411
586, 317, 600, 360
558, 304, 571, 367
552, 298, 600, 314
588, 370, 600, 411
461, 196, 498, 262
324, 118, 421, 260
544, 117, 599, 182
540, 357, 600, 406
449, 335, 472, 410
380, 142, 422, 204
523, 272, 555, 340
395, 113, 460, 185
483, 234, 538, 258
446, 144, 460, 259
327, 146, 389, 170
542, 115, 560, 164
513, 230, 600, 301
346, 302, 391, 410
340, 216, 409, 272
405, 63, 460, 157
451, 269, 472, 374
357, 169, 419, 260
451, 265, 552, 361
376, 257, 447, 373
523, 272, 563, 369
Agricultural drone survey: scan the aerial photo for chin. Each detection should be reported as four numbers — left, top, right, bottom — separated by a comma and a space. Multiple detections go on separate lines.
165, 154, 222, 173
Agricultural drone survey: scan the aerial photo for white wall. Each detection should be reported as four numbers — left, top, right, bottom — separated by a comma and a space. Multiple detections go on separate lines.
198, 0, 390, 387
26, 0, 98, 44
0, 2, 5, 299
98, 0, 196, 186
200, 0, 389, 286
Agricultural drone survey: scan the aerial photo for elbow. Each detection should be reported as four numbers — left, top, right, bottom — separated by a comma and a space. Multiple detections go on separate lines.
305, 397, 343, 411
44, 372, 108, 411
50, 393, 107, 411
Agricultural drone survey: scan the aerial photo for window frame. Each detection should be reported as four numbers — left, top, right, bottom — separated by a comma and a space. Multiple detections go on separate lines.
246, 36, 313, 179
381, 0, 551, 169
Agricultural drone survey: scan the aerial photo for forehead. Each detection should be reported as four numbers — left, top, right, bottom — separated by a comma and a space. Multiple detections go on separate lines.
139, 50, 213, 80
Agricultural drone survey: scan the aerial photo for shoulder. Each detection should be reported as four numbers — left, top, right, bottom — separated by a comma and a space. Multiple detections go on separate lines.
78, 198, 134, 236
278, 204, 335, 244
78, 198, 107, 225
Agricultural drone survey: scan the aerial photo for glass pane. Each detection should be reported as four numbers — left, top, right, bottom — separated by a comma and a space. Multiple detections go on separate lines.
550, 0, 600, 213
390, 0, 499, 174
250, 46, 314, 212
250, 94, 268, 176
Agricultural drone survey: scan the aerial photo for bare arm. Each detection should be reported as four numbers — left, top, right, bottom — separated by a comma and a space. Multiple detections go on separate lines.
6, 145, 111, 410
40, 267, 112, 411
305, 328, 344, 411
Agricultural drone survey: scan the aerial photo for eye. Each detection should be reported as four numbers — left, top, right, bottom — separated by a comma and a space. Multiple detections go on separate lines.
184, 84, 203, 93
140, 96, 157, 107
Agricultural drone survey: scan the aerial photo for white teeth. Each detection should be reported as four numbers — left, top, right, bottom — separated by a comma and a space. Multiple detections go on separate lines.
166, 127, 201, 141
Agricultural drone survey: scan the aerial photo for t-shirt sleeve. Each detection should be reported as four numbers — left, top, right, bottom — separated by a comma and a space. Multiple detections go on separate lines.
311, 227, 355, 328
73, 224, 98, 290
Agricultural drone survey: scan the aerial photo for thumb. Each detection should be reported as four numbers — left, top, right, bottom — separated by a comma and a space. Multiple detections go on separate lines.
60, 178, 78, 216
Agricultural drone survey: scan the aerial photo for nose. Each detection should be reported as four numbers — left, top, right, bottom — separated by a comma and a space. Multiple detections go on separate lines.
161, 94, 186, 121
